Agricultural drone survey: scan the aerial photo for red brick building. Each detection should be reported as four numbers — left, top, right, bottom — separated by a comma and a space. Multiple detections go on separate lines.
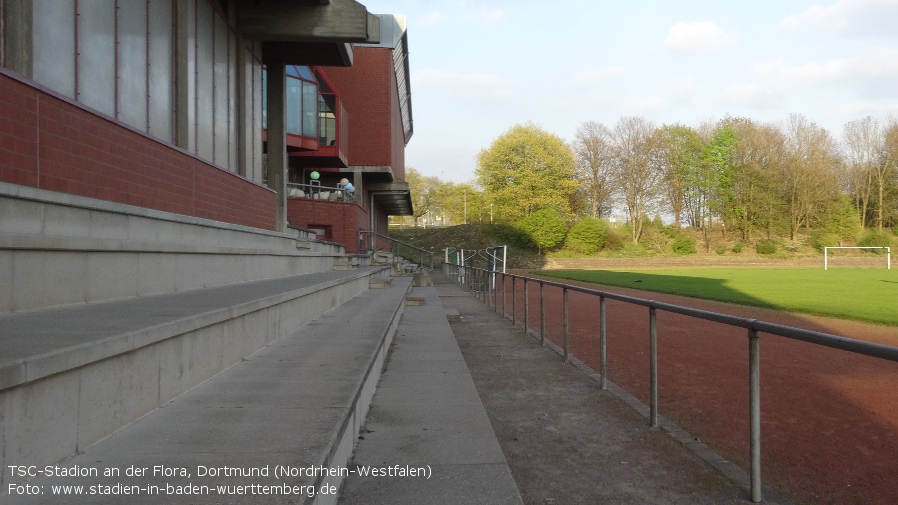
0, 1, 412, 251
285, 15, 414, 252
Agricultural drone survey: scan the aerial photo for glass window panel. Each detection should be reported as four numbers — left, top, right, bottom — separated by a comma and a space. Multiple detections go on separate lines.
286, 77, 302, 136
241, 47, 254, 178
213, 15, 229, 167
196, 0, 214, 162
148, 0, 173, 142
228, 30, 238, 172
32, 0, 76, 98
77, 0, 116, 117
117, 0, 148, 131
285, 65, 300, 78
185, 0, 196, 152
252, 57, 263, 182
297, 66, 314, 80
302, 80, 317, 138
261, 68, 267, 130
319, 94, 336, 145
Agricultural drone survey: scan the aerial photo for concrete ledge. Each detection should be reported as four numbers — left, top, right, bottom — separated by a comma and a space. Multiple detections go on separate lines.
0, 268, 390, 493
369, 277, 392, 289
0, 185, 357, 313
405, 296, 426, 306
0, 276, 414, 505
0, 268, 385, 391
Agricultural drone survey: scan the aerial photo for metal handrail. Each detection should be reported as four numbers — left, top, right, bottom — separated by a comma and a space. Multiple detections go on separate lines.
446, 264, 898, 503
286, 182, 355, 203
358, 230, 435, 270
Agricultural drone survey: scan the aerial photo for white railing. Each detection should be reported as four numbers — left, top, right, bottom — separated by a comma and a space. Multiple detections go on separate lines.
287, 182, 355, 203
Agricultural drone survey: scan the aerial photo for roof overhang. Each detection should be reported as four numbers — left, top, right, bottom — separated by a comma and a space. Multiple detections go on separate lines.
368, 181, 413, 216
236, 0, 381, 66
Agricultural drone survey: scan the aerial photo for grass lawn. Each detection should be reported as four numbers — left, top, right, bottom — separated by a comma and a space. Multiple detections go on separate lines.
538, 268, 898, 326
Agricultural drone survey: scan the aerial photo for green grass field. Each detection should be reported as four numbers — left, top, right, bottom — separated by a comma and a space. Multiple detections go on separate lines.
538, 268, 898, 326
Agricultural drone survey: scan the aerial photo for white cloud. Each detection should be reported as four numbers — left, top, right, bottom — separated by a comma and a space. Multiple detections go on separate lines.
569, 66, 630, 87
755, 46, 898, 97
780, 0, 898, 38
413, 69, 511, 99
664, 21, 736, 54
719, 84, 782, 109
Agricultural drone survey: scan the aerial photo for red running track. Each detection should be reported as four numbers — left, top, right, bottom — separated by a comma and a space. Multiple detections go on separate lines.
484, 274, 898, 505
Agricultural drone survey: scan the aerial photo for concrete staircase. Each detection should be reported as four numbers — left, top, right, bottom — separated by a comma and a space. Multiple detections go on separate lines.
1, 184, 522, 505
0, 184, 396, 500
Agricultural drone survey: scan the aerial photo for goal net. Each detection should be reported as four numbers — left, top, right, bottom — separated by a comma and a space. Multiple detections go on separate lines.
823, 247, 892, 270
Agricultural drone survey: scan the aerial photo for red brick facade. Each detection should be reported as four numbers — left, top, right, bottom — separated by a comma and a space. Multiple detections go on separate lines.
0, 71, 276, 230
288, 197, 369, 251
323, 47, 405, 176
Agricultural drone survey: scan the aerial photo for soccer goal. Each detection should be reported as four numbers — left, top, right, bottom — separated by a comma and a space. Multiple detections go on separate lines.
823, 247, 891, 270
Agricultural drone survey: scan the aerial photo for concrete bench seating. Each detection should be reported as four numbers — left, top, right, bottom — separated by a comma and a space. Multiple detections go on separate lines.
0, 183, 349, 315
0, 268, 400, 497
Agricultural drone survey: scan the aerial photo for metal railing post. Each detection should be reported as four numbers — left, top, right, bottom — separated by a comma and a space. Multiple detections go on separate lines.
649, 306, 658, 428
600, 296, 607, 390
539, 282, 545, 345
523, 279, 529, 335
511, 277, 516, 325
563, 288, 570, 362
749, 327, 762, 503
482, 269, 487, 303
502, 273, 507, 319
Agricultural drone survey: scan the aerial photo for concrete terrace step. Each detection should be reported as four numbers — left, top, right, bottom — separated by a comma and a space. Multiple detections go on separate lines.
0, 268, 383, 389
1, 275, 414, 505
338, 286, 524, 505
0, 267, 387, 495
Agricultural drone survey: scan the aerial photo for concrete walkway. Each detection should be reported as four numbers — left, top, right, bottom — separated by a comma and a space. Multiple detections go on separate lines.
338, 285, 524, 505
433, 273, 790, 505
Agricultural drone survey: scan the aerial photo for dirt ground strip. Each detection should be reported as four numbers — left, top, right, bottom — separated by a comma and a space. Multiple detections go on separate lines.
439, 282, 758, 505
497, 271, 898, 505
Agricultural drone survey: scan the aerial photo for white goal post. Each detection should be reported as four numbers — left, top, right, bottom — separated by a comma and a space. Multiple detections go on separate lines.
824, 247, 891, 270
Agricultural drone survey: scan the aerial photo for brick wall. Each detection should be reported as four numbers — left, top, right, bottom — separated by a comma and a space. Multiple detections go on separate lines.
0, 71, 276, 230
287, 197, 369, 252
323, 48, 400, 169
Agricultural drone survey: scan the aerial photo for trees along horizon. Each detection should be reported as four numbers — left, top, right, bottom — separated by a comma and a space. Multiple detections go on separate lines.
396, 113, 897, 254
475, 122, 579, 225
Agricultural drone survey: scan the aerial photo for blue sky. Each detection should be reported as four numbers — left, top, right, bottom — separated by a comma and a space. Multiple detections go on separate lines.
361, 0, 898, 183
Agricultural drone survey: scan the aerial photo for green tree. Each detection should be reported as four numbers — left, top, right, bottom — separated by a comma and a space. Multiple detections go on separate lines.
724, 117, 788, 241
610, 116, 663, 243
702, 124, 738, 231
476, 122, 579, 224
404, 167, 441, 226
781, 114, 842, 240
658, 124, 703, 228
565, 218, 608, 254
517, 208, 567, 253
433, 183, 483, 225
820, 194, 862, 243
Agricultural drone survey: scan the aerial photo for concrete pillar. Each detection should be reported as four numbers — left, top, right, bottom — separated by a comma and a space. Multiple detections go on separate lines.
2, 0, 34, 76
265, 62, 288, 232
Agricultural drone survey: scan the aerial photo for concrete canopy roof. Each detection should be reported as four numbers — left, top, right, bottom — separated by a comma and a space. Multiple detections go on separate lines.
236, 0, 381, 66
368, 181, 413, 216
